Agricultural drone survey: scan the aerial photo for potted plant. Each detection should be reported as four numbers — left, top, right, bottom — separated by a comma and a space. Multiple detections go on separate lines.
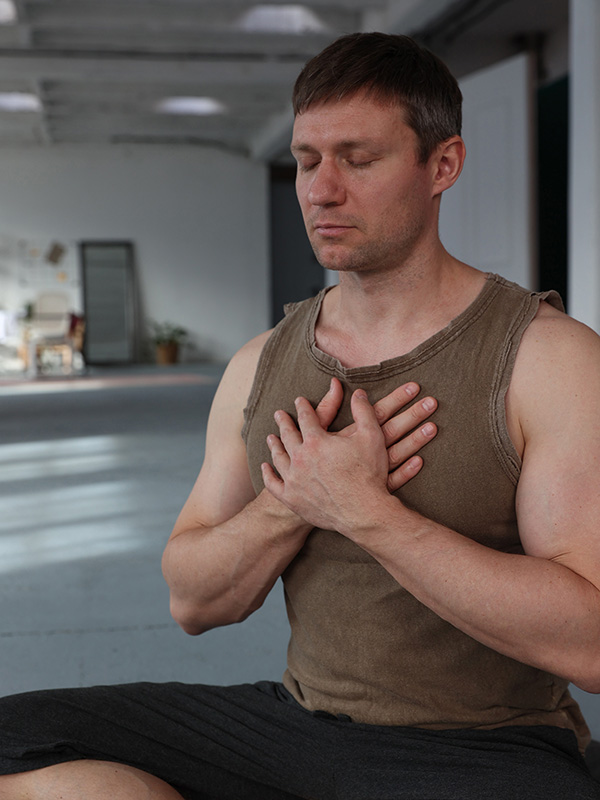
150, 321, 187, 365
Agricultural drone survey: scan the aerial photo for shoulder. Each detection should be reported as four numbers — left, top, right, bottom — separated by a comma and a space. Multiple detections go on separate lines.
213, 329, 274, 411
230, 329, 274, 376
508, 302, 600, 448
518, 301, 600, 370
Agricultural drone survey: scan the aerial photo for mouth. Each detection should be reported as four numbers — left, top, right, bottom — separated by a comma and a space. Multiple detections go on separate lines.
312, 222, 355, 237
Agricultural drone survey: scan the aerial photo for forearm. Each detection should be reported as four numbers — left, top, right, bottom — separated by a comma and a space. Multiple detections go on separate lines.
347, 495, 600, 692
162, 490, 312, 635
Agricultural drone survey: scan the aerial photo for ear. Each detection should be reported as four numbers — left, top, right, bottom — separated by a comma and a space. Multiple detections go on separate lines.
431, 136, 465, 197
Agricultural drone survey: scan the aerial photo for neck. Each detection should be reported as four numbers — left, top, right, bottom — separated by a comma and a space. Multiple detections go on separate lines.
316, 252, 485, 368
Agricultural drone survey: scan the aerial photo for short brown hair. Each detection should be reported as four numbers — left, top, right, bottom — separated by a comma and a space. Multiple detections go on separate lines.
292, 32, 462, 164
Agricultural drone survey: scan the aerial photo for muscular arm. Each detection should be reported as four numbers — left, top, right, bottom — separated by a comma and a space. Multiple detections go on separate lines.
161, 331, 309, 635
264, 306, 600, 692
163, 332, 438, 635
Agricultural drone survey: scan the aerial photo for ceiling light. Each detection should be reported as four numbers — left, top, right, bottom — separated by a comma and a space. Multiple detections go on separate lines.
0, 93, 41, 112
154, 97, 227, 116
236, 4, 327, 33
0, 0, 16, 24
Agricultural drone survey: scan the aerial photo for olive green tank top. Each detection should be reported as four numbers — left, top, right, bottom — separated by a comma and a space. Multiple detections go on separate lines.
242, 273, 589, 751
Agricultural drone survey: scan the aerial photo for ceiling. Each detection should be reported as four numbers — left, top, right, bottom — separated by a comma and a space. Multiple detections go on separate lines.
0, 0, 568, 159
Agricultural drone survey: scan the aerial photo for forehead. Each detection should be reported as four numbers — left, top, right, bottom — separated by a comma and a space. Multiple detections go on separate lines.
291, 93, 412, 151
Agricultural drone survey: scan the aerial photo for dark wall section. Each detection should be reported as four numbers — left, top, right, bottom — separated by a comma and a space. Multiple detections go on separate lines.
537, 76, 569, 308
270, 165, 324, 326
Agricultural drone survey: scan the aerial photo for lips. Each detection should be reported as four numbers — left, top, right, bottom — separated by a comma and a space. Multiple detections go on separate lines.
312, 222, 354, 236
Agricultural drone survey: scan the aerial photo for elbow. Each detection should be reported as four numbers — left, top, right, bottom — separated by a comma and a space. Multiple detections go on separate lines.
572, 673, 600, 695
173, 609, 207, 636
567, 652, 600, 695
169, 595, 255, 637
170, 597, 215, 636
572, 679, 600, 695
177, 619, 209, 637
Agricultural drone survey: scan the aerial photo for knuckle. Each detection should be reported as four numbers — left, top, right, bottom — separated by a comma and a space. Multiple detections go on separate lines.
381, 419, 394, 440
373, 404, 386, 422
387, 445, 401, 467
387, 470, 402, 491
409, 401, 423, 421
394, 386, 411, 407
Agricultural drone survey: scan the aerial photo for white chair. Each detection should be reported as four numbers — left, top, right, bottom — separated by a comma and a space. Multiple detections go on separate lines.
26, 292, 74, 376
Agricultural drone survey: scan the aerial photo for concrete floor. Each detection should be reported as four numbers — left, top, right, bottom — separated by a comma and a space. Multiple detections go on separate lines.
0, 365, 289, 697
0, 363, 598, 741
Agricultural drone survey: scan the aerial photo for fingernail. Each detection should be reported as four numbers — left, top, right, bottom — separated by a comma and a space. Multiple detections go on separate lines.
405, 383, 419, 396
355, 389, 367, 400
422, 397, 436, 411
421, 423, 435, 436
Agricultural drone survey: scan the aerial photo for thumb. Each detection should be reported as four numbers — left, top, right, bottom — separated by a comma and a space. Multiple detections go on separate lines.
350, 389, 379, 430
314, 377, 344, 430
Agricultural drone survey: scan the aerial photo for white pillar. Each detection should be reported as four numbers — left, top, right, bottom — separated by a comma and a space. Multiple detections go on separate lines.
568, 0, 600, 330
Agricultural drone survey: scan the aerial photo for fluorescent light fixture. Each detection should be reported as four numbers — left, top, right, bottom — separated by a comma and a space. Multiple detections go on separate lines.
154, 96, 227, 116
0, 0, 16, 24
237, 4, 327, 33
0, 92, 42, 112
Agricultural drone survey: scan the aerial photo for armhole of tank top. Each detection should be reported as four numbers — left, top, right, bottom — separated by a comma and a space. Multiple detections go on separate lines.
241, 323, 284, 444
490, 288, 564, 485
241, 292, 328, 443
240, 298, 310, 444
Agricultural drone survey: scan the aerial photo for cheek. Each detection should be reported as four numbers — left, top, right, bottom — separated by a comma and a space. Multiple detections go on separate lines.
294, 192, 311, 225
296, 184, 312, 216
373, 187, 416, 222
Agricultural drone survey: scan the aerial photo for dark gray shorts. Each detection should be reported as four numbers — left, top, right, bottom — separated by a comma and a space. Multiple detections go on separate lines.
0, 680, 598, 799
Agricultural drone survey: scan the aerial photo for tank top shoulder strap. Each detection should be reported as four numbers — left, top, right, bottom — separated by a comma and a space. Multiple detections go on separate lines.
242, 290, 325, 442
490, 276, 564, 483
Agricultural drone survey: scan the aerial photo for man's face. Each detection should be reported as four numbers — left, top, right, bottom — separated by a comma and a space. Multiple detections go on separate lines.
291, 92, 438, 276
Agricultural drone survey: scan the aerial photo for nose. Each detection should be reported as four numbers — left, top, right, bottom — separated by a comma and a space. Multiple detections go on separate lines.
306, 160, 345, 207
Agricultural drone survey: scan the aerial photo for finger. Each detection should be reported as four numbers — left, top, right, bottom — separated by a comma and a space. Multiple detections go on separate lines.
314, 377, 344, 430
261, 462, 284, 496
387, 456, 424, 492
294, 395, 325, 438
274, 409, 303, 450
266, 433, 290, 475
387, 421, 437, 472
350, 389, 382, 435
381, 396, 437, 447
372, 382, 420, 425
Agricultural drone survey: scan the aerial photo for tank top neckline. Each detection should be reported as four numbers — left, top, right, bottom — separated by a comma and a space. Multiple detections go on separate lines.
304, 272, 500, 380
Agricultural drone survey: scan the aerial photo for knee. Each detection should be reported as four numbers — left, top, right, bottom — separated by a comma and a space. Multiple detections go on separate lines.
0, 761, 186, 800
0, 771, 28, 800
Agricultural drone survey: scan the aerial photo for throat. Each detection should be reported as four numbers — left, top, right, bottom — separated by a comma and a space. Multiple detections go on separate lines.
313, 268, 488, 369
314, 323, 428, 368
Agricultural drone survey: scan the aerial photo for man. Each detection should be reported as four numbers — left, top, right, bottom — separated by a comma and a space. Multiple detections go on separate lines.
1, 32, 600, 800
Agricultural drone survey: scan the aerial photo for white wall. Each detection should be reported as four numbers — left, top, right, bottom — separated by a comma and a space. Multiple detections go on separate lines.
568, 0, 600, 334
0, 144, 269, 362
439, 54, 533, 288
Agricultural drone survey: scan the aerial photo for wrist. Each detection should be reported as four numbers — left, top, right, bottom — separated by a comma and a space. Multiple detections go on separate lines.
337, 490, 407, 547
255, 489, 314, 539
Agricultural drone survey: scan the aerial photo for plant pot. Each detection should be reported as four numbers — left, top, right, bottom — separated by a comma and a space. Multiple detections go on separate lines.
155, 342, 179, 364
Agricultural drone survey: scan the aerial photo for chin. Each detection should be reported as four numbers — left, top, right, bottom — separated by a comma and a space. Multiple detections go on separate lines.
314, 251, 359, 273
312, 242, 372, 274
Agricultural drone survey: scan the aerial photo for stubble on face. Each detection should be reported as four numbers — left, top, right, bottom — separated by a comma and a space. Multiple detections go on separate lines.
293, 93, 436, 279
307, 205, 429, 277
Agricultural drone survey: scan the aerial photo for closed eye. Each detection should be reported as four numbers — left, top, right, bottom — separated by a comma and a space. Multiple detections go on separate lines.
346, 158, 376, 169
297, 161, 319, 173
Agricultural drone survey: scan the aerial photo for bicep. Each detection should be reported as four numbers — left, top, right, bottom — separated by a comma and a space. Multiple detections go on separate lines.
169, 330, 271, 538
512, 313, 600, 588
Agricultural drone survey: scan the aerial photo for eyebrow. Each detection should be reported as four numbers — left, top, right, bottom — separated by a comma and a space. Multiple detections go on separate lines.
290, 139, 385, 156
